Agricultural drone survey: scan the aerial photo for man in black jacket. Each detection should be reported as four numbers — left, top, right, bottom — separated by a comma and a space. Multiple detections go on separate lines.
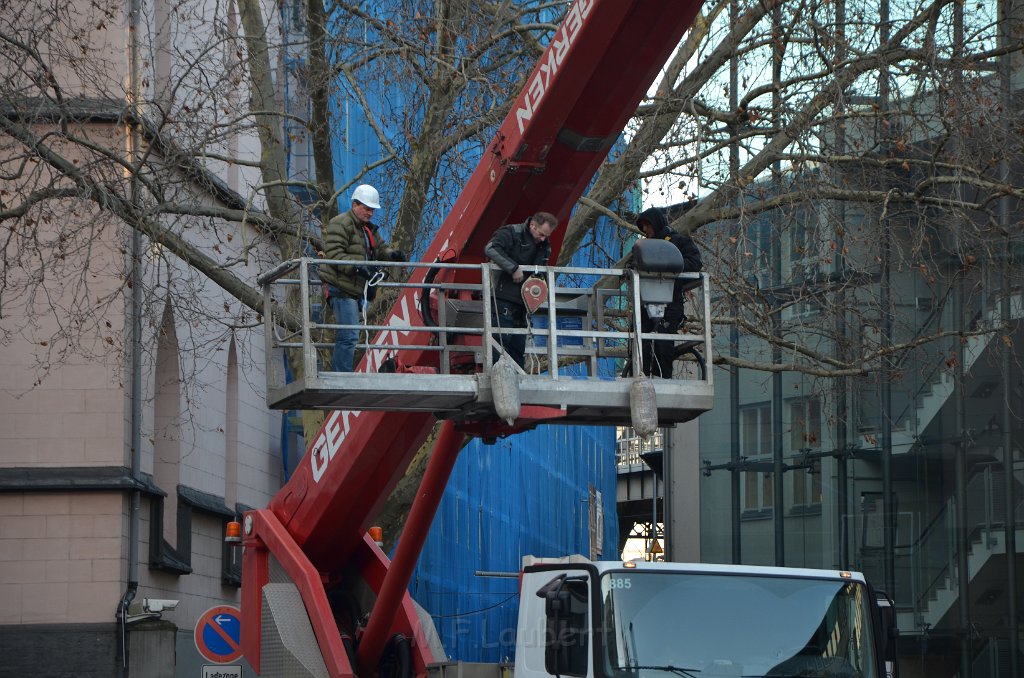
636, 206, 702, 378
484, 212, 558, 367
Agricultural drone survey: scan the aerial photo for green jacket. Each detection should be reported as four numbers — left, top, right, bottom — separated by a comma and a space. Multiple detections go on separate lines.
320, 209, 380, 298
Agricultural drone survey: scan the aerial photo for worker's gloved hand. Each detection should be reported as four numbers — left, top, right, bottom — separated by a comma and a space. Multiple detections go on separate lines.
354, 264, 377, 279
387, 249, 407, 262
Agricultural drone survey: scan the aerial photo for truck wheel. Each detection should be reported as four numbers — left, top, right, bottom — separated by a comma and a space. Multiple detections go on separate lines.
379, 632, 412, 678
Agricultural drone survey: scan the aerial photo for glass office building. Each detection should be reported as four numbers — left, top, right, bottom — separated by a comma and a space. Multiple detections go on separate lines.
697, 193, 1024, 676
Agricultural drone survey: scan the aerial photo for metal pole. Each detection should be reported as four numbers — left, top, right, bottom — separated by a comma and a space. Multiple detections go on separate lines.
729, 0, 742, 566
117, 0, 144, 671
948, 1, 971, 672
652, 468, 658, 561
664, 427, 673, 562
356, 420, 465, 672
942, 2, 974, 675
773, 364, 784, 567
834, 0, 850, 573
631, 271, 645, 378
998, 0, 1018, 670
878, 0, 896, 601
881, 272, 894, 600
771, 0, 785, 567
300, 260, 316, 377
482, 266, 494, 371
1002, 269, 1018, 677
546, 267, 559, 379
955, 279, 972, 678
730, 326, 741, 565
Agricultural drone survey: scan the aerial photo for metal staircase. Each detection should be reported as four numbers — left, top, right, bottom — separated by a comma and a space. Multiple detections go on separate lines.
890, 293, 1024, 454
909, 525, 1024, 632
896, 466, 1024, 635
968, 638, 1024, 678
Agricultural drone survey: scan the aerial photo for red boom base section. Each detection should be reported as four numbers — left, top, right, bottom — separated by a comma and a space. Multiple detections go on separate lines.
241, 509, 435, 678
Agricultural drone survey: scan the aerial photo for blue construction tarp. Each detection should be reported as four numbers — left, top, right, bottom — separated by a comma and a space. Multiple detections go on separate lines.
408, 423, 620, 662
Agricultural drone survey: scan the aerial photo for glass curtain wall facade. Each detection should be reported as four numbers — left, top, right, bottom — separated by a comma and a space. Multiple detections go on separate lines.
696, 3, 1024, 674
695, 2, 1024, 676
700, 221, 1024, 675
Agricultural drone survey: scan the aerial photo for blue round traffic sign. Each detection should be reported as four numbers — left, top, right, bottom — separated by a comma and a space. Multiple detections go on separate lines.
194, 605, 242, 663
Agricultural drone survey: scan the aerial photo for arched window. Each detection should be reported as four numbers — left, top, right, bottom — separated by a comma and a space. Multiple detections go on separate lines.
153, 301, 181, 544
151, 0, 175, 113
225, 338, 239, 510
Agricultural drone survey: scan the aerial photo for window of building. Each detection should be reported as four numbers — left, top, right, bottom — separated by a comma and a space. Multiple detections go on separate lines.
741, 404, 773, 513
154, 302, 181, 544
151, 302, 191, 574
224, 0, 242, 191
789, 396, 822, 451
223, 339, 242, 585
741, 218, 772, 288
153, 0, 175, 111
225, 338, 239, 510
616, 426, 663, 467
792, 461, 822, 508
149, 305, 240, 580
785, 209, 830, 285
790, 397, 823, 507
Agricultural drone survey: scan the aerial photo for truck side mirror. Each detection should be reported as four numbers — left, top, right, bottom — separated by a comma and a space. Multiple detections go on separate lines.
875, 591, 899, 678
536, 575, 589, 677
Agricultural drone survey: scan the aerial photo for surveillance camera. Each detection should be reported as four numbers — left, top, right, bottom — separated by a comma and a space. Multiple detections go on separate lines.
143, 598, 179, 613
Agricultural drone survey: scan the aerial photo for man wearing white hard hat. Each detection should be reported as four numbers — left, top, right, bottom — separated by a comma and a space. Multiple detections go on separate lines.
321, 184, 404, 372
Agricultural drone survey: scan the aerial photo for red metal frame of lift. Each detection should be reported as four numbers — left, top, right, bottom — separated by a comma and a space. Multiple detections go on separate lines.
241, 0, 705, 674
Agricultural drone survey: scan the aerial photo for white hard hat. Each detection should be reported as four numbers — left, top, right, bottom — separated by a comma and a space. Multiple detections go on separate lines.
352, 184, 381, 209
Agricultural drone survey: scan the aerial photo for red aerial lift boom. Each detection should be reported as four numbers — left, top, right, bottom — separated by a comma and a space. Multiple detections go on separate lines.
242, 1, 705, 676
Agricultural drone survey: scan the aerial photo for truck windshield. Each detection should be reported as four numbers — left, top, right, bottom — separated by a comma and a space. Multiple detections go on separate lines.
600, 571, 878, 678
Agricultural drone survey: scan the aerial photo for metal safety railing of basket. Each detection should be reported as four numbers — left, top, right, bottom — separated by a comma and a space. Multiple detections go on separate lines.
257, 257, 712, 392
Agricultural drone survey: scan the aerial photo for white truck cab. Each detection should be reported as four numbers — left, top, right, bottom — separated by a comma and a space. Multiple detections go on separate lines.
513, 557, 898, 678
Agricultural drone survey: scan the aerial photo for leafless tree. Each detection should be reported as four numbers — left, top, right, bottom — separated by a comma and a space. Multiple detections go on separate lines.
560, 0, 1024, 390
6, 0, 1024, 517
0, 0, 287, 381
